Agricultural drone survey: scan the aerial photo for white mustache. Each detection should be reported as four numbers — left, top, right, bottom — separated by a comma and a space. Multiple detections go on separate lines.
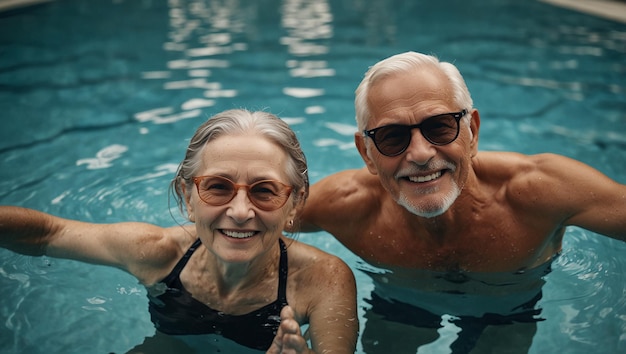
396, 160, 456, 178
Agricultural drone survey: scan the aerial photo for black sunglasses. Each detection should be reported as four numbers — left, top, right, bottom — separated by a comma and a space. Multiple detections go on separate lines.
363, 110, 468, 157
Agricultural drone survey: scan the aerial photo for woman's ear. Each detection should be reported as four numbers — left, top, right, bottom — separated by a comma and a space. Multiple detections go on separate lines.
355, 132, 379, 175
286, 187, 306, 231
181, 181, 195, 222
292, 188, 306, 216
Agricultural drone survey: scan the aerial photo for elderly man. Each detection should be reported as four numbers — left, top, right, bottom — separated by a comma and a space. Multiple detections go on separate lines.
298, 51, 626, 352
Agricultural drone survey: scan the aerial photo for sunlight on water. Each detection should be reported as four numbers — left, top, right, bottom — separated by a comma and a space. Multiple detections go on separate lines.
0, 0, 624, 353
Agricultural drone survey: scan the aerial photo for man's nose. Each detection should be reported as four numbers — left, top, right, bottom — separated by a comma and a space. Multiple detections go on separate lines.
404, 129, 436, 165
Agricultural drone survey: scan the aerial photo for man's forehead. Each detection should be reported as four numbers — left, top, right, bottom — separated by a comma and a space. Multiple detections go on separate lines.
368, 70, 454, 110
371, 69, 451, 97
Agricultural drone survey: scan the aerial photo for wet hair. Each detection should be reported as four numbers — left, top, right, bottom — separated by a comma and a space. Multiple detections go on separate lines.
170, 109, 309, 216
354, 51, 474, 131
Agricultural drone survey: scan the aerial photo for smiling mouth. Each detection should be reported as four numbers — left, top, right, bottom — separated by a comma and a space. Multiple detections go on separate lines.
221, 230, 256, 239
407, 171, 443, 183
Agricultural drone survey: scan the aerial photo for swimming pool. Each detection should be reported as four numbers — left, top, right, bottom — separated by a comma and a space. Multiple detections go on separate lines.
0, 0, 625, 353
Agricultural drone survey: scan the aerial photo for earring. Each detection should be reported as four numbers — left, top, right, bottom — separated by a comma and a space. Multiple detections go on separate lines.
288, 220, 294, 227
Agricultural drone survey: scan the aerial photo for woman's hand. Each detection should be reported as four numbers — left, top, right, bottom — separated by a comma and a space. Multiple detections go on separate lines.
266, 306, 311, 354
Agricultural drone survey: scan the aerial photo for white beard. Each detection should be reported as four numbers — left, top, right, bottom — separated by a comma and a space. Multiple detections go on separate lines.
397, 179, 461, 218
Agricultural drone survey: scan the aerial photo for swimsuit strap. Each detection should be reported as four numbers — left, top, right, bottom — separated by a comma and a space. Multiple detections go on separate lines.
161, 237, 288, 305
161, 238, 202, 285
277, 238, 289, 305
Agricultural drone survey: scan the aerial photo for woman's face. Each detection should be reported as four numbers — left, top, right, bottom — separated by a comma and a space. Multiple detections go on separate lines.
185, 133, 297, 263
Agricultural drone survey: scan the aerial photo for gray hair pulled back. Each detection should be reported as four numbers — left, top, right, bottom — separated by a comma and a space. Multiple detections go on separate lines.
170, 109, 309, 215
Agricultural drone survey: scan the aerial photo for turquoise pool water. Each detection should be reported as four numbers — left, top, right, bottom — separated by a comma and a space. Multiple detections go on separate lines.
0, 0, 625, 353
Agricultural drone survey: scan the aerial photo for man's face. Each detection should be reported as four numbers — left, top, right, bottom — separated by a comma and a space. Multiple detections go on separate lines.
356, 68, 478, 218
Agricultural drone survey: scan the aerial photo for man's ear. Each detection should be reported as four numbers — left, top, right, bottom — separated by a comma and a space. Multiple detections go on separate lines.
355, 132, 379, 175
181, 182, 195, 222
469, 109, 481, 157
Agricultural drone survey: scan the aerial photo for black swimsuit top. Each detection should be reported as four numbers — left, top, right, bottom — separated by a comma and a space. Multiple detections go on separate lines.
148, 238, 289, 350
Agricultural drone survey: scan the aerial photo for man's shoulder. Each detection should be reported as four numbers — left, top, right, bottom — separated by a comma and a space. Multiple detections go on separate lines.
303, 168, 386, 230
315, 168, 385, 201
475, 151, 568, 176
475, 151, 529, 165
474, 151, 576, 204
312, 167, 374, 189
322, 167, 375, 180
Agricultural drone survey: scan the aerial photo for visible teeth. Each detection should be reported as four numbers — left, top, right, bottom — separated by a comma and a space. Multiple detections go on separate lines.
408, 171, 442, 183
223, 230, 255, 239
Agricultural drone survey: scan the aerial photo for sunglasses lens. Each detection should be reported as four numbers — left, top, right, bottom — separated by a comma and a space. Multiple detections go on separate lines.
195, 176, 292, 211
373, 126, 411, 156
422, 114, 459, 145
367, 112, 463, 156
249, 181, 291, 210
197, 176, 236, 205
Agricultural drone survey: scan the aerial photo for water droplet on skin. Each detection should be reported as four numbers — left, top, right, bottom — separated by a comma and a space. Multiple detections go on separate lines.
267, 315, 281, 322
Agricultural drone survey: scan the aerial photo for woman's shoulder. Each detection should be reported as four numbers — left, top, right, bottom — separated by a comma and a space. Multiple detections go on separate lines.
283, 238, 352, 276
130, 224, 197, 284
282, 238, 356, 312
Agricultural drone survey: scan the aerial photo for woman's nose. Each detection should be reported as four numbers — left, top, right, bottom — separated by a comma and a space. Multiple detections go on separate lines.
225, 189, 255, 222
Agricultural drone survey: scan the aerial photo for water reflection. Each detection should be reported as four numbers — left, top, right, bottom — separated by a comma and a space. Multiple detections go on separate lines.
281, 0, 334, 76
137, 0, 248, 125
134, 0, 336, 126
75, 144, 128, 169
0, 1, 625, 353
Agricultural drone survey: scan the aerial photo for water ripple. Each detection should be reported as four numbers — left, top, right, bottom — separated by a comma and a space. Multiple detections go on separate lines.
547, 228, 626, 348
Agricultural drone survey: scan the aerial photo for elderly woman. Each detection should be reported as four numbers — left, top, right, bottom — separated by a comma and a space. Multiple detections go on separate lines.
0, 109, 358, 353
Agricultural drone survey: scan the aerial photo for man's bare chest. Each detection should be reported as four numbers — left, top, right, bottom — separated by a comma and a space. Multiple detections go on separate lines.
343, 222, 558, 272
